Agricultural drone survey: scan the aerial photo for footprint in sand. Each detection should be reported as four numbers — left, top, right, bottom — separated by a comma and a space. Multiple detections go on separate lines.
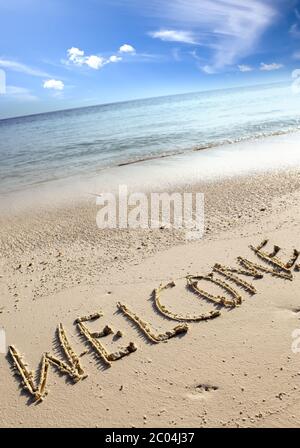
186, 383, 219, 400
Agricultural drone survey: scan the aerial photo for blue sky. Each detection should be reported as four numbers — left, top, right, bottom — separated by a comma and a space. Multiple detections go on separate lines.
0, 0, 300, 118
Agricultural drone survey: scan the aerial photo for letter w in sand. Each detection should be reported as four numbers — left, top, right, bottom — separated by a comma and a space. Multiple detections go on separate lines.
9, 323, 85, 403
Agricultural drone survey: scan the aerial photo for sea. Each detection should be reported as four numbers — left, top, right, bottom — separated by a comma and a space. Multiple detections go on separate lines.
1, 81, 300, 196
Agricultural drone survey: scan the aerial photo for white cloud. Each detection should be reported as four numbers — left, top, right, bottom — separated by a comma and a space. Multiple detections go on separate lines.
43, 79, 64, 90
67, 47, 85, 64
0, 58, 51, 77
143, 0, 277, 70
150, 29, 198, 44
119, 44, 136, 53
67, 48, 105, 69
260, 62, 284, 71
85, 55, 105, 69
66, 46, 127, 70
238, 64, 253, 72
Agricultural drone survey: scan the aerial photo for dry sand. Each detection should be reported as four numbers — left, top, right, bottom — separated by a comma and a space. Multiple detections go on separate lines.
1, 167, 300, 428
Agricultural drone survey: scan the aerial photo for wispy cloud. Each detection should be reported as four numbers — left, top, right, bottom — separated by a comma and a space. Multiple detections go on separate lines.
260, 62, 284, 71
150, 29, 198, 44
293, 50, 300, 60
0, 58, 51, 77
172, 48, 182, 61
202, 65, 217, 74
290, 8, 300, 38
145, 0, 278, 71
129, 52, 167, 63
238, 64, 253, 72
290, 23, 300, 38
5, 85, 38, 101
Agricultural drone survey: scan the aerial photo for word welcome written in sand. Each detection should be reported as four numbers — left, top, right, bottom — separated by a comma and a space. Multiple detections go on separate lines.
8, 240, 300, 403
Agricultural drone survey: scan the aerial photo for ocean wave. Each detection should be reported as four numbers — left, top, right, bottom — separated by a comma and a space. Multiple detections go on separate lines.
109, 126, 300, 169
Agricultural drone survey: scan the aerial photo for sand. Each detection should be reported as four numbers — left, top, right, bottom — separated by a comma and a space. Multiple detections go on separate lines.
1, 163, 300, 428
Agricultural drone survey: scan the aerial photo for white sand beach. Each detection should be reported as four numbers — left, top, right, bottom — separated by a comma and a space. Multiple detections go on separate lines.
1, 133, 300, 427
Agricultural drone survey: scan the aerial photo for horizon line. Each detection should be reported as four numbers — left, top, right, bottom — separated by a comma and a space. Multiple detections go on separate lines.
0, 78, 289, 122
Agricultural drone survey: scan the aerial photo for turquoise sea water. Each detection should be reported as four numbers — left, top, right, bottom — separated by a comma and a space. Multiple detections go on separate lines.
0, 81, 300, 194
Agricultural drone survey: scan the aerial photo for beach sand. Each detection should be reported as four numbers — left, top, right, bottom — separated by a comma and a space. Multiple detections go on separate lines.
1, 161, 300, 427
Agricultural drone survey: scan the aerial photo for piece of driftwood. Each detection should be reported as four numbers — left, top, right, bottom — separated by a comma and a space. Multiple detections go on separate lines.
107, 342, 137, 361
91, 325, 114, 338
75, 312, 103, 323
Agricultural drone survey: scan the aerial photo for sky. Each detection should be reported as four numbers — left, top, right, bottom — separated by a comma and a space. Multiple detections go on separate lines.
0, 0, 300, 118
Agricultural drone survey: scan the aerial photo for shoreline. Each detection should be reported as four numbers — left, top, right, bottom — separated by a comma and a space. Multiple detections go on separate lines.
2, 130, 300, 213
